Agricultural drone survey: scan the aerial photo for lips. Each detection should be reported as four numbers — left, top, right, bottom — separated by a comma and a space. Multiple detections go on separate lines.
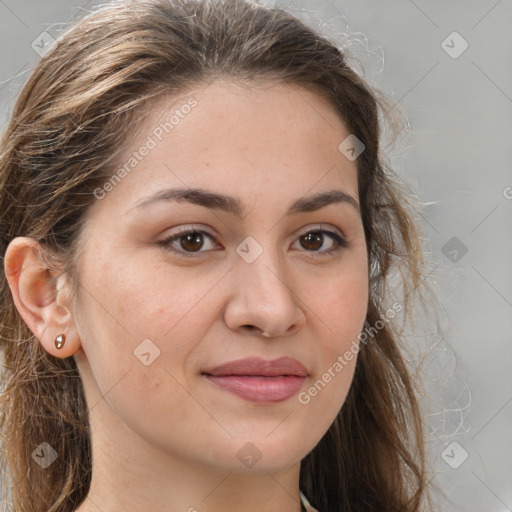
202, 357, 308, 403
204, 357, 308, 377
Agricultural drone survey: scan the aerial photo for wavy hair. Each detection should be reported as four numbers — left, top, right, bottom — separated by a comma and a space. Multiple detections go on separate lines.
0, 1, 435, 510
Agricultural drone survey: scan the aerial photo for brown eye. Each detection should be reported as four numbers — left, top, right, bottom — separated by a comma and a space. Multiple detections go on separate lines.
158, 229, 219, 256
299, 231, 324, 251
179, 232, 205, 252
293, 229, 348, 258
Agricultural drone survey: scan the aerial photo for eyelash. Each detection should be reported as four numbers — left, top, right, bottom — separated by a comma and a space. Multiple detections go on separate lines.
157, 226, 349, 259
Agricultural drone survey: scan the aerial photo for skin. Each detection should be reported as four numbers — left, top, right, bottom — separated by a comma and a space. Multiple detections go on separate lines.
5, 80, 369, 512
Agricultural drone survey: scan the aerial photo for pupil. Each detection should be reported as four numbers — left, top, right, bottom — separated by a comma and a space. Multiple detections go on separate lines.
301, 231, 322, 251
182, 233, 203, 252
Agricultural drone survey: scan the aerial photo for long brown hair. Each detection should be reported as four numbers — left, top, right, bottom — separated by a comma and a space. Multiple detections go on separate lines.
0, 1, 435, 510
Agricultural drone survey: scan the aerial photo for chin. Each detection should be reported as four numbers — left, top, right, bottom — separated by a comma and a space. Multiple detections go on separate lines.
187, 437, 309, 473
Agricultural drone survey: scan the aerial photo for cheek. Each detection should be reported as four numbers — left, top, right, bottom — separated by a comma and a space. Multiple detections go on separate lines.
296, 253, 368, 423
304, 251, 369, 346
74, 252, 222, 388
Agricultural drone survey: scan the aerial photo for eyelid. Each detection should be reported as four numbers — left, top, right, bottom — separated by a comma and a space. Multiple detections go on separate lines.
295, 224, 349, 257
300, 223, 346, 240
157, 223, 349, 257
157, 225, 218, 256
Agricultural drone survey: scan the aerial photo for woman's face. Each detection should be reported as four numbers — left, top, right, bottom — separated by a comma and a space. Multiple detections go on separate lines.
72, 80, 369, 472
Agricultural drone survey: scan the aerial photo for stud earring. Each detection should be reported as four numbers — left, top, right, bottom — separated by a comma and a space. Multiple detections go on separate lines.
55, 333, 66, 350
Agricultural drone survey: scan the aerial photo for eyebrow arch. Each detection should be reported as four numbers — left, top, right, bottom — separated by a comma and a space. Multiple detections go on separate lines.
131, 187, 360, 217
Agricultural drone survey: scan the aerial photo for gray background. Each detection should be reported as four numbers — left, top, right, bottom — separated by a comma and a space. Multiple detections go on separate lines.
0, 1, 511, 511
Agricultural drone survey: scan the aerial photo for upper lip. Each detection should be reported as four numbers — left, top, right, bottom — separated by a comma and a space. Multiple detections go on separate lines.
203, 357, 308, 377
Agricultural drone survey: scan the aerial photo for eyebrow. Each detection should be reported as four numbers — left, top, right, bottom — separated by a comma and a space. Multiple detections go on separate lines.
132, 187, 360, 217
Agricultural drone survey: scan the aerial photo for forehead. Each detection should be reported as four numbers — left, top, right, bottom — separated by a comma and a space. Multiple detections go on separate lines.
87, 79, 359, 220
139, 78, 351, 154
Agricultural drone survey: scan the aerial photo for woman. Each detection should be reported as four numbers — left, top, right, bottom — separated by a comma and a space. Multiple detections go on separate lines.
0, 0, 436, 511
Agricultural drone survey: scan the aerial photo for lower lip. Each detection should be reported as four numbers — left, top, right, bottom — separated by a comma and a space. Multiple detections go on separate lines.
204, 375, 306, 403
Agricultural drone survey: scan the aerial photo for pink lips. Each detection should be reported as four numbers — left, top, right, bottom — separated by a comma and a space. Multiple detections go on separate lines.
202, 357, 308, 403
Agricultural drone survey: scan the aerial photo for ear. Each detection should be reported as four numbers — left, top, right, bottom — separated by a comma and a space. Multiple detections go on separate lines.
3, 237, 81, 358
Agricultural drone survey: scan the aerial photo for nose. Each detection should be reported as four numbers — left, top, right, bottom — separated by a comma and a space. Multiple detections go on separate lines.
223, 244, 306, 339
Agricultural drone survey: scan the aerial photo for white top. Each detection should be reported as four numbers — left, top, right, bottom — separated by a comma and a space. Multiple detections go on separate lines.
300, 490, 320, 512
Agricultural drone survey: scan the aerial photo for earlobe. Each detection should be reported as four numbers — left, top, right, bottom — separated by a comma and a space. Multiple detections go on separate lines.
4, 236, 81, 358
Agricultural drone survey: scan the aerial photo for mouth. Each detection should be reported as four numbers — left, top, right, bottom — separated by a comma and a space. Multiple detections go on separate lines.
202, 357, 308, 403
